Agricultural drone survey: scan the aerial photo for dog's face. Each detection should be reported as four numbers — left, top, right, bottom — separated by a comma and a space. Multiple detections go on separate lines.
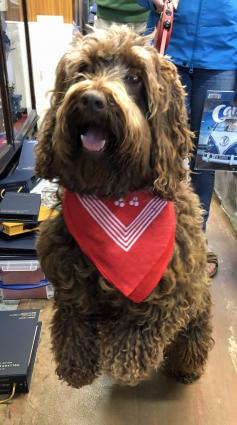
36, 26, 192, 198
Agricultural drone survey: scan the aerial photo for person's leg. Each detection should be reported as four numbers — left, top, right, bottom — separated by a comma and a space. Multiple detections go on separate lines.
176, 66, 192, 116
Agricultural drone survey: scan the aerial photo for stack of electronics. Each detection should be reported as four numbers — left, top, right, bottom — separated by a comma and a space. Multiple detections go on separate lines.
0, 309, 41, 397
0, 140, 56, 300
0, 139, 40, 195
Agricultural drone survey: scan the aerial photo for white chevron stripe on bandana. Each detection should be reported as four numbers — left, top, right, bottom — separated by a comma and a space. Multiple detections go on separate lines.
77, 195, 167, 252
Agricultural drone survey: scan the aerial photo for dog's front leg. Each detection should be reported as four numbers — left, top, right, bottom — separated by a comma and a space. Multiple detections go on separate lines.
51, 303, 100, 388
100, 303, 162, 385
37, 215, 101, 388
162, 293, 214, 384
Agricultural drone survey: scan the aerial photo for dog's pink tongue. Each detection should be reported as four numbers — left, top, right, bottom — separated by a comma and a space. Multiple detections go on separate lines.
81, 128, 106, 152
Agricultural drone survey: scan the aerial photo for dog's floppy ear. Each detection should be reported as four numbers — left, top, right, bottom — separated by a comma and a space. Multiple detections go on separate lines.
35, 53, 71, 179
147, 54, 193, 199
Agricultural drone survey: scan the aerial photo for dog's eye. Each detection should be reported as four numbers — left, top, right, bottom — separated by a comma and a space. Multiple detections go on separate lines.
78, 63, 93, 74
125, 74, 140, 84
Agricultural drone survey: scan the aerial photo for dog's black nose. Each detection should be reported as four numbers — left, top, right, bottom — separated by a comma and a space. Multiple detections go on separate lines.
80, 90, 106, 111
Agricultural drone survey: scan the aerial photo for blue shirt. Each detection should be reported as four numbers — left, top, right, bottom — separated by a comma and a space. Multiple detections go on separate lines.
137, 0, 237, 70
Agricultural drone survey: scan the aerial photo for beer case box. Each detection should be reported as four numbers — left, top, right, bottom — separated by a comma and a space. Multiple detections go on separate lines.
195, 90, 237, 171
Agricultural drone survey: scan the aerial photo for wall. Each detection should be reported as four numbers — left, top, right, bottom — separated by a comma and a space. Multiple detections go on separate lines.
28, 16, 73, 118
25, 0, 73, 24
7, 21, 31, 112
6, 16, 73, 119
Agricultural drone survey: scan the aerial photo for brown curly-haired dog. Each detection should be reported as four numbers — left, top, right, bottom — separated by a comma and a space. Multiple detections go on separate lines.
36, 26, 214, 388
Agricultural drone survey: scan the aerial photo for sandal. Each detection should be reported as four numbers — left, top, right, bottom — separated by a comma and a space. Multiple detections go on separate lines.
207, 251, 218, 278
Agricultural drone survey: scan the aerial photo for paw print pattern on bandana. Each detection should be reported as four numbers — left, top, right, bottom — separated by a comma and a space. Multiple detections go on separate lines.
114, 198, 125, 207
114, 195, 140, 207
129, 196, 139, 207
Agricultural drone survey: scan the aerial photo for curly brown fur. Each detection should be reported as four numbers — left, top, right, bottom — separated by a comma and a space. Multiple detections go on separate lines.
36, 26, 213, 388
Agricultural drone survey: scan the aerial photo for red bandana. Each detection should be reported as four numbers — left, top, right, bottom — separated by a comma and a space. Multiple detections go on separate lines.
63, 190, 175, 303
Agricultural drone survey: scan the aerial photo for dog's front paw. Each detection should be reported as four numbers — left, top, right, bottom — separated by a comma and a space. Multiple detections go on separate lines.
52, 306, 101, 388
161, 361, 202, 384
101, 324, 160, 385
55, 359, 98, 388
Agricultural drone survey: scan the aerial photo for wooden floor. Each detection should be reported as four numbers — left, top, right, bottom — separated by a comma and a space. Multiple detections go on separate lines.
0, 196, 237, 425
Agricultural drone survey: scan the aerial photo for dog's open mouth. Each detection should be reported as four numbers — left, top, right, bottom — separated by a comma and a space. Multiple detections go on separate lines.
80, 126, 107, 153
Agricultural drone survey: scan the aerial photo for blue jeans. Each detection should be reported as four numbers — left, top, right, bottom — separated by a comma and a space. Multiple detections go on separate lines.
177, 68, 237, 231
